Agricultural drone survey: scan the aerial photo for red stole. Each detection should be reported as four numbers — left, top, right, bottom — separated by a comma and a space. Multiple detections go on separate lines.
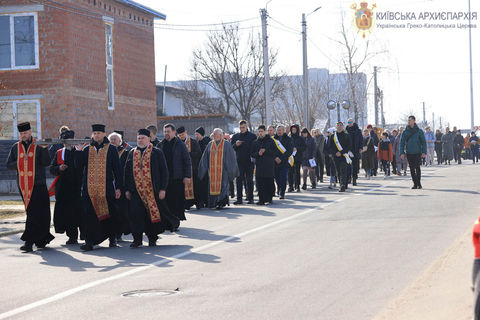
48, 148, 65, 197
209, 139, 224, 196
133, 144, 161, 223
17, 140, 37, 210
87, 144, 110, 221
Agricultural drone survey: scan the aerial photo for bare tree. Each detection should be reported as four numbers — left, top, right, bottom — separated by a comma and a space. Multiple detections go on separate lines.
190, 24, 279, 123
179, 79, 225, 115
329, 13, 387, 123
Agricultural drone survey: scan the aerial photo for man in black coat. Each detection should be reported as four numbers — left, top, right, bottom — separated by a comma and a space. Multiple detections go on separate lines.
231, 120, 257, 205
147, 125, 161, 148
329, 122, 352, 192
251, 125, 281, 205
367, 124, 379, 176
177, 126, 202, 210
124, 129, 180, 247
6, 122, 54, 252
195, 127, 211, 207
159, 124, 192, 225
74, 124, 122, 251
50, 130, 83, 245
288, 124, 306, 192
346, 119, 363, 186
273, 125, 293, 199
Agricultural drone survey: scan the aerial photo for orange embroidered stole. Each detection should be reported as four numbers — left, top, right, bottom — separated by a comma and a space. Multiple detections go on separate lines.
133, 144, 161, 223
48, 148, 65, 197
209, 139, 224, 196
87, 144, 110, 221
17, 141, 36, 210
184, 137, 194, 200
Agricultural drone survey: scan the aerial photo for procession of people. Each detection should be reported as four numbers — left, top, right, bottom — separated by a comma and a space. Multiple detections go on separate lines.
5, 117, 474, 252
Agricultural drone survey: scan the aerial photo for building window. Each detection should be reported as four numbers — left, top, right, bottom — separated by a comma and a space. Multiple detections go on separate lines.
0, 13, 39, 71
0, 99, 41, 140
105, 22, 114, 110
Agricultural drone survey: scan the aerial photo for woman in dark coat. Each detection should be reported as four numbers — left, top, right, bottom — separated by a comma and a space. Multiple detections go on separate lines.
301, 128, 316, 190
361, 129, 376, 179
434, 129, 443, 165
441, 128, 455, 164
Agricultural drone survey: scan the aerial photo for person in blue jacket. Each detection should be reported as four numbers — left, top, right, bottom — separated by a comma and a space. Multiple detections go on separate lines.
400, 116, 427, 189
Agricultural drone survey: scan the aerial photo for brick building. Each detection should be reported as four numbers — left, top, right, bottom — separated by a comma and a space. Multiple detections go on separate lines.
0, 0, 165, 141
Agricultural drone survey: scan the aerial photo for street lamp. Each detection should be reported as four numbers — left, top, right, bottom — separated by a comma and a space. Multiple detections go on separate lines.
327, 99, 351, 123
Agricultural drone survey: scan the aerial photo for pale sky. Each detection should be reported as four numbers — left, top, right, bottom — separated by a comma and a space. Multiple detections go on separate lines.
138, 0, 479, 129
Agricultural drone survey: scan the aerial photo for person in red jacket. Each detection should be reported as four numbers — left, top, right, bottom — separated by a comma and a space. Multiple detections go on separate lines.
378, 132, 393, 179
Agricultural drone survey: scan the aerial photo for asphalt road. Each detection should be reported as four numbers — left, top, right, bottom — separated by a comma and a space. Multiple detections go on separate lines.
0, 164, 478, 320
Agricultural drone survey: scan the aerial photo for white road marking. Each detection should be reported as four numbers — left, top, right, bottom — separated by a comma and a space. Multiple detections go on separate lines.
0, 182, 402, 319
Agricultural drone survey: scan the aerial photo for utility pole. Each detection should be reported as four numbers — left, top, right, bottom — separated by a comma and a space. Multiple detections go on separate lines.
468, 0, 475, 129
162, 65, 167, 116
374, 66, 378, 126
422, 101, 426, 128
380, 89, 385, 127
260, 9, 272, 125
302, 13, 309, 128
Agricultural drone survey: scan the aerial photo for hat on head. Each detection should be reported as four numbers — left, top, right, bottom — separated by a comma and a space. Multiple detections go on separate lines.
366, 124, 373, 129
114, 130, 124, 138
61, 130, 75, 139
137, 128, 150, 137
327, 127, 335, 134
92, 124, 105, 132
177, 126, 186, 134
195, 127, 205, 136
17, 122, 31, 132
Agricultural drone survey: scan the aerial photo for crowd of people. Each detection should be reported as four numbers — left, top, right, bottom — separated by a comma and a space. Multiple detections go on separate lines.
6, 115, 474, 252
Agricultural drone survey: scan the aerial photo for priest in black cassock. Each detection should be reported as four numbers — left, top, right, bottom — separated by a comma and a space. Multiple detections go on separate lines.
75, 124, 122, 251
158, 124, 192, 226
49, 130, 84, 245
195, 127, 211, 208
177, 126, 202, 210
6, 122, 54, 252
198, 128, 239, 209
124, 129, 180, 247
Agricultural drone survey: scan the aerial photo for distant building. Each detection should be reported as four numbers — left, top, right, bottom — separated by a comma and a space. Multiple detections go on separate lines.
0, 0, 165, 141
157, 114, 236, 137
156, 84, 185, 116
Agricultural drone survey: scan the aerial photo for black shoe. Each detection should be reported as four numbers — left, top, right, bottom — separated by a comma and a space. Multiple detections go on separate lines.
279, 195, 285, 199
196, 203, 203, 210
148, 240, 157, 247
296, 188, 301, 192
256, 201, 265, 205
411, 185, 418, 189
301, 184, 307, 190
130, 241, 143, 248
20, 243, 33, 252
287, 187, 294, 193
233, 200, 243, 205
417, 184, 422, 189
312, 185, 316, 189
352, 179, 357, 186
339, 186, 346, 192
80, 244, 94, 251
36, 241, 47, 249
109, 238, 118, 248
66, 238, 78, 245
247, 200, 254, 204
320, 179, 324, 183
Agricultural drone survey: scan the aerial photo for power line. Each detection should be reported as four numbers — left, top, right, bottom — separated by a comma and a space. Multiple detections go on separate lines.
268, 16, 299, 33
28, 0, 260, 32
268, 23, 300, 35
155, 17, 258, 27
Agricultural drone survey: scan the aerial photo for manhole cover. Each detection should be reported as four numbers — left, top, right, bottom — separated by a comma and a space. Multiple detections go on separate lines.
121, 289, 179, 298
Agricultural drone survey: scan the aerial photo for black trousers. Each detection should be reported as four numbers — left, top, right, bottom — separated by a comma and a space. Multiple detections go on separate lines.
455, 148, 463, 164
288, 162, 302, 189
315, 156, 324, 181
256, 176, 275, 203
236, 162, 254, 201
407, 154, 422, 186
166, 179, 186, 220
333, 158, 348, 187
